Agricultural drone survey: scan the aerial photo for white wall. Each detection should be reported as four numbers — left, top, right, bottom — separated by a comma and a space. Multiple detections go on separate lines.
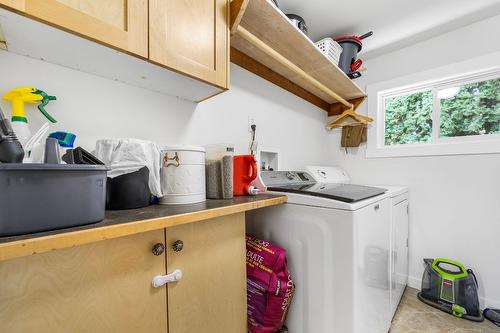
3, 11, 499, 309
0, 51, 331, 170
327, 14, 500, 307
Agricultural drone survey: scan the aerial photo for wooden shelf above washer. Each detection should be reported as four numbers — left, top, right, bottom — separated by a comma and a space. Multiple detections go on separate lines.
230, 0, 366, 115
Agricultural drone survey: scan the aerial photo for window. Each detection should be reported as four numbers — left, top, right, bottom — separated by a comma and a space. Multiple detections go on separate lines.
439, 78, 500, 138
367, 64, 500, 158
383, 75, 500, 146
384, 90, 433, 145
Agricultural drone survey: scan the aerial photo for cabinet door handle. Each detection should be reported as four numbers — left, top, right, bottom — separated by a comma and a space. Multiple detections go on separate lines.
152, 269, 183, 288
172, 240, 184, 252
152, 243, 165, 256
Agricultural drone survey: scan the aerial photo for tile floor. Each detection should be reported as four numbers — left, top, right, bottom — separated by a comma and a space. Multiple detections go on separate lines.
390, 287, 500, 333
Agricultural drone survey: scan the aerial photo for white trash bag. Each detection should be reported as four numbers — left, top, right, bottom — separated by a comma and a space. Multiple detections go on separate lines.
95, 138, 162, 197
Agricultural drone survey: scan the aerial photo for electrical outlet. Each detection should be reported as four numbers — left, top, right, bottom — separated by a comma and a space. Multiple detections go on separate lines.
248, 116, 256, 132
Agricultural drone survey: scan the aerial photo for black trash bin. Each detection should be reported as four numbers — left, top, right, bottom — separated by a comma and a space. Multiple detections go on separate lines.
106, 166, 152, 210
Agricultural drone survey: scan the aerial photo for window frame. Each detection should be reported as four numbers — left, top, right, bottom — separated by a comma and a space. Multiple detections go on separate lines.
367, 56, 500, 158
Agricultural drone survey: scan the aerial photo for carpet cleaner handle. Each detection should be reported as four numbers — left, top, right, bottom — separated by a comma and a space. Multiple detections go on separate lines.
433, 258, 467, 276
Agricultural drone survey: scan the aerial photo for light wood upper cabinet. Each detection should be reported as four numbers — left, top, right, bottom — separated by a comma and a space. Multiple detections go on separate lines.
0, 0, 148, 57
166, 213, 247, 332
149, 0, 229, 88
0, 0, 23, 11
0, 230, 167, 333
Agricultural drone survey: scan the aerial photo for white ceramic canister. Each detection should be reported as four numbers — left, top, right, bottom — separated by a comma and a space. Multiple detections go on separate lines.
160, 145, 206, 205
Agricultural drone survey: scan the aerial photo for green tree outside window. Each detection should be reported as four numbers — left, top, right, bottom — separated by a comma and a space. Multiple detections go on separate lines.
384, 77, 500, 145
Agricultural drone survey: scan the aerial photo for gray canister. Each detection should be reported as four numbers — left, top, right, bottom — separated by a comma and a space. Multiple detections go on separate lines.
205, 144, 234, 199
0, 163, 108, 236
337, 38, 362, 79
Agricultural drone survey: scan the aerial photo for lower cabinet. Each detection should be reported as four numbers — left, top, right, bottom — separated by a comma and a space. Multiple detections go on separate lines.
0, 229, 168, 333
0, 213, 247, 333
166, 213, 247, 332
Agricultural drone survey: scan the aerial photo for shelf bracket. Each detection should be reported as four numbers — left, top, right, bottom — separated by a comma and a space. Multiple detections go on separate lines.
230, 0, 249, 35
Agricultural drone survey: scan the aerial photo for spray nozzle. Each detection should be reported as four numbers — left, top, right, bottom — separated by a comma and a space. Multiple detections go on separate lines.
3, 87, 57, 123
34, 89, 57, 123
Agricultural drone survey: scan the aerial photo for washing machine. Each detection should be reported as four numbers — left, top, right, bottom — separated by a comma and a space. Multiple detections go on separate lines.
306, 166, 410, 318
246, 169, 409, 333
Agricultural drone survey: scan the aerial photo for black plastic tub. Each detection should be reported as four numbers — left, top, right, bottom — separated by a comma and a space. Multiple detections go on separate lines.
0, 163, 108, 236
106, 166, 151, 210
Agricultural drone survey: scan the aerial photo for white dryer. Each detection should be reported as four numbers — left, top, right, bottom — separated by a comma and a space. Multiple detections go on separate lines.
246, 170, 400, 333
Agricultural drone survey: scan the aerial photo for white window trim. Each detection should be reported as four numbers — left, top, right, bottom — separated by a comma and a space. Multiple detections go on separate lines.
366, 51, 500, 158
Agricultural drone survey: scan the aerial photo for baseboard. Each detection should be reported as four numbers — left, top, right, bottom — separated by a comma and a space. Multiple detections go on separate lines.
481, 296, 500, 309
406, 275, 500, 309
408, 275, 421, 290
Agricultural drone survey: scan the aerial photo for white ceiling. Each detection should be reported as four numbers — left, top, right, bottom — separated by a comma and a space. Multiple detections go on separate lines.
277, 0, 500, 59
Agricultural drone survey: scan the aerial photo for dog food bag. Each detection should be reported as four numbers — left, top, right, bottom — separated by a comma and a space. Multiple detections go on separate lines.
246, 235, 295, 333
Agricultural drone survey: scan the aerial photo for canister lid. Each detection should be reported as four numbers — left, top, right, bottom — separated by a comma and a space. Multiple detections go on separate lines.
162, 145, 205, 152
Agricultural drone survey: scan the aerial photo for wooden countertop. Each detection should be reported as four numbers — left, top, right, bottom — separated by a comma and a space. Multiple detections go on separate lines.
0, 194, 287, 262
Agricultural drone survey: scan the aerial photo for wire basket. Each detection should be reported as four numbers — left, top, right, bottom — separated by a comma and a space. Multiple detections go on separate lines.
315, 38, 343, 66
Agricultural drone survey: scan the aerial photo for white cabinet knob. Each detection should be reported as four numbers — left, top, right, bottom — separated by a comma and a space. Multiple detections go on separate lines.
152, 269, 183, 288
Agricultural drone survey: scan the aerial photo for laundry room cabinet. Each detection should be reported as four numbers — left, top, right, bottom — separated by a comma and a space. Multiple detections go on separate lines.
0, 229, 168, 333
165, 213, 247, 333
0, 0, 229, 89
0, 214, 247, 333
149, 0, 229, 88
0, 0, 149, 57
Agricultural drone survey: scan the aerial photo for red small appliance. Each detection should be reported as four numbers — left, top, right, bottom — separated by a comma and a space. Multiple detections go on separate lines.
233, 154, 259, 196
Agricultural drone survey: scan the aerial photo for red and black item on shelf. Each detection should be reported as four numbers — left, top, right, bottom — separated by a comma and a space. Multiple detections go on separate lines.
334, 31, 373, 79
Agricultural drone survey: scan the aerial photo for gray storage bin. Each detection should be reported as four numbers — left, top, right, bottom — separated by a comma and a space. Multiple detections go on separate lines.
0, 164, 108, 236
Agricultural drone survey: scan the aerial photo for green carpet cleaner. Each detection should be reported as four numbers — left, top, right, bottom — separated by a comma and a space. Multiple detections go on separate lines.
418, 258, 483, 322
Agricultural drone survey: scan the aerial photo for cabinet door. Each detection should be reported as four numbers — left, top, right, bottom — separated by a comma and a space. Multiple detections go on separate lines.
0, 0, 148, 57
0, 230, 167, 333
0, 0, 23, 10
166, 213, 247, 333
149, 0, 229, 88
391, 200, 409, 313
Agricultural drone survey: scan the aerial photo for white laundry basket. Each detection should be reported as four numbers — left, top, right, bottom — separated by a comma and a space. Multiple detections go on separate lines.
160, 145, 206, 205
315, 37, 343, 66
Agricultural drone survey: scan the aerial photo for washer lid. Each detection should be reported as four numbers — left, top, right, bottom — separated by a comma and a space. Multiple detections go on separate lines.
267, 183, 386, 203
267, 189, 389, 210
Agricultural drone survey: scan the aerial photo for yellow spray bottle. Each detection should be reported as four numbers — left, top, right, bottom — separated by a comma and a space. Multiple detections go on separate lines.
3, 87, 57, 147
